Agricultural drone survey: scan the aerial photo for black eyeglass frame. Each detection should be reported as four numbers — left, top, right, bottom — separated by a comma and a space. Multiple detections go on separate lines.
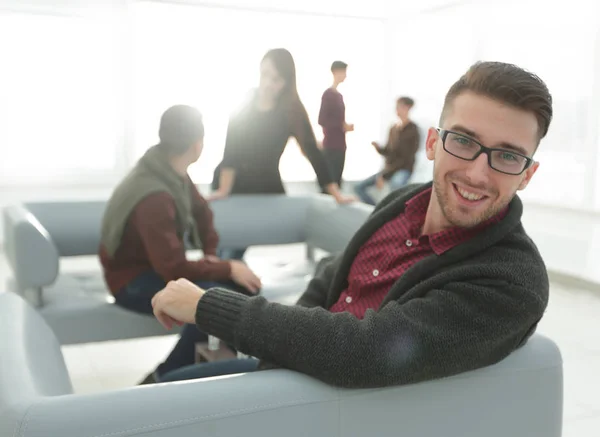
436, 128, 535, 176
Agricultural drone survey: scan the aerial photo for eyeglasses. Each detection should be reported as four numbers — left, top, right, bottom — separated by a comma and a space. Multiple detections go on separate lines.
436, 128, 534, 176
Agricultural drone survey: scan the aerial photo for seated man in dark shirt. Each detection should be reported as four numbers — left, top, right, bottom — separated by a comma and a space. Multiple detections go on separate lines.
151, 61, 553, 389
99, 105, 261, 384
355, 97, 420, 205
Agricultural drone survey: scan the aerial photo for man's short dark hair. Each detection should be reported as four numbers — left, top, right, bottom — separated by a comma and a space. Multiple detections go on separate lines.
397, 97, 415, 108
331, 61, 348, 72
441, 61, 553, 141
158, 105, 204, 154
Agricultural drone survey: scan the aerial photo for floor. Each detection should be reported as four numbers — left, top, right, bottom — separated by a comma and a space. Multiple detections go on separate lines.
1, 246, 600, 436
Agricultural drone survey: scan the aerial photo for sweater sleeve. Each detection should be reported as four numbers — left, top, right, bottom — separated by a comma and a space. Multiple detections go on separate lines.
195, 277, 546, 389
133, 193, 231, 282
378, 126, 396, 156
293, 108, 335, 188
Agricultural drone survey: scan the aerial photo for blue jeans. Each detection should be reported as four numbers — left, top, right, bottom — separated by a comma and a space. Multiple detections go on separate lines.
114, 270, 251, 378
354, 169, 411, 205
159, 358, 260, 382
322, 148, 346, 189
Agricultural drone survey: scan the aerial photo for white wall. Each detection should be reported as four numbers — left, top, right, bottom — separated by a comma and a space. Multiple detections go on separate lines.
1, 0, 420, 192
2, 0, 600, 284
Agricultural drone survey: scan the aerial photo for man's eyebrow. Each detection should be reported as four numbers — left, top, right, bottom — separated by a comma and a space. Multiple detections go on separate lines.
449, 124, 530, 156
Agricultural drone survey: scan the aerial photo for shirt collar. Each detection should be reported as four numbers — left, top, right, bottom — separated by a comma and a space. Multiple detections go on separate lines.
404, 187, 509, 255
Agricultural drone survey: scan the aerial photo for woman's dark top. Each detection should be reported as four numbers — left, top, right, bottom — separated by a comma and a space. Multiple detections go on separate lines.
215, 97, 334, 195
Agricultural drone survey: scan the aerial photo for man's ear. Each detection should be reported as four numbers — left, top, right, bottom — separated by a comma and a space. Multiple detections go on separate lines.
425, 128, 440, 161
518, 161, 539, 191
195, 138, 204, 153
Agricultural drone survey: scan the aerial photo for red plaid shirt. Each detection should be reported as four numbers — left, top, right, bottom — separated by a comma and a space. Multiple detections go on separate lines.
329, 188, 507, 319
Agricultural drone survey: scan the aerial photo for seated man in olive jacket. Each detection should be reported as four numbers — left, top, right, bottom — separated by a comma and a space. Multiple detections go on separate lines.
99, 105, 261, 384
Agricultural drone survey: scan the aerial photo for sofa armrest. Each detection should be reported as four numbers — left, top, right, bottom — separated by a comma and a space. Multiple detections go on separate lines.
2, 336, 562, 437
6, 370, 339, 437
0, 291, 73, 411
2, 204, 59, 297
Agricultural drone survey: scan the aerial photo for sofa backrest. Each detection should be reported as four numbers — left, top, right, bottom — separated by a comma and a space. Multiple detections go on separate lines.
210, 195, 312, 249
213, 195, 373, 252
3, 195, 373, 293
19, 196, 316, 256
26, 201, 107, 257
305, 196, 373, 255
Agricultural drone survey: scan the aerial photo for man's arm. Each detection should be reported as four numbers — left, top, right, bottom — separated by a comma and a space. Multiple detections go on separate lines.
373, 126, 396, 156
195, 278, 546, 389
134, 193, 231, 282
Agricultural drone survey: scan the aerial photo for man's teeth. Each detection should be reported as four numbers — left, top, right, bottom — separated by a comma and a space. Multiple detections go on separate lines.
457, 186, 484, 201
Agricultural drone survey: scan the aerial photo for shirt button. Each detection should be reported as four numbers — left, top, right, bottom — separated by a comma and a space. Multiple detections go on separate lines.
372, 269, 379, 277
345, 296, 352, 303
405, 240, 413, 247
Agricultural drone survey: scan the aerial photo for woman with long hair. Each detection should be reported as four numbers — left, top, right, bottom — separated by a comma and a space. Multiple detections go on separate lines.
209, 48, 354, 259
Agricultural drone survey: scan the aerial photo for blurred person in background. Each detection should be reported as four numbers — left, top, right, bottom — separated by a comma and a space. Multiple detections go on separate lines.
318, 60, 354, 190
355, 97, 420, 205
99, 105, 261, 384
210, 48, 354, 260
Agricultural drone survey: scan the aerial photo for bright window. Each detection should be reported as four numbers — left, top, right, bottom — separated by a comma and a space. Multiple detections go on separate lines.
389, 8, 479, 182
132, 1, 385, 183
0, 11, 121, 185
472, 0, 598, 208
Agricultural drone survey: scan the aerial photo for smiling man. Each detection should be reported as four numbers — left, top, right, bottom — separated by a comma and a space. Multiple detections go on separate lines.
149, 61, 553, 389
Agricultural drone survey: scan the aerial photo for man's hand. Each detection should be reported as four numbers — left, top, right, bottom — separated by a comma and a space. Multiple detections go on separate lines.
204, 254, 221, 263
376, 174, 385, 190
151, 278, 205, 329
229, 260, 262, 294
371, 141, 381, 149
206, 190, 229, 202
344, 123, 355, 132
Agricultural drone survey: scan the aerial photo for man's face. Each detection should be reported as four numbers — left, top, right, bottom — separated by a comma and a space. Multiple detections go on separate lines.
333, 68, 347, 83
396, 103, 410, 119
425, 91, 540, 229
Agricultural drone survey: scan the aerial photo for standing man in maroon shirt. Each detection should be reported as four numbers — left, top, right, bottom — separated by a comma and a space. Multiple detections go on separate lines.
99, 105, 261, 384
318, 60, 354, 190
149, 62, 553, 389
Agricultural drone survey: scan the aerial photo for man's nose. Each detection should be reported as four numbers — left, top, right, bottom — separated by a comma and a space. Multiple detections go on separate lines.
464, 152, 490, 183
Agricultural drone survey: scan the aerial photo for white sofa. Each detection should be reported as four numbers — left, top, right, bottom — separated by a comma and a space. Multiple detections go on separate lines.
2, 195, 372, 344
0, 290, 563, 437
0, 194, 564, 436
